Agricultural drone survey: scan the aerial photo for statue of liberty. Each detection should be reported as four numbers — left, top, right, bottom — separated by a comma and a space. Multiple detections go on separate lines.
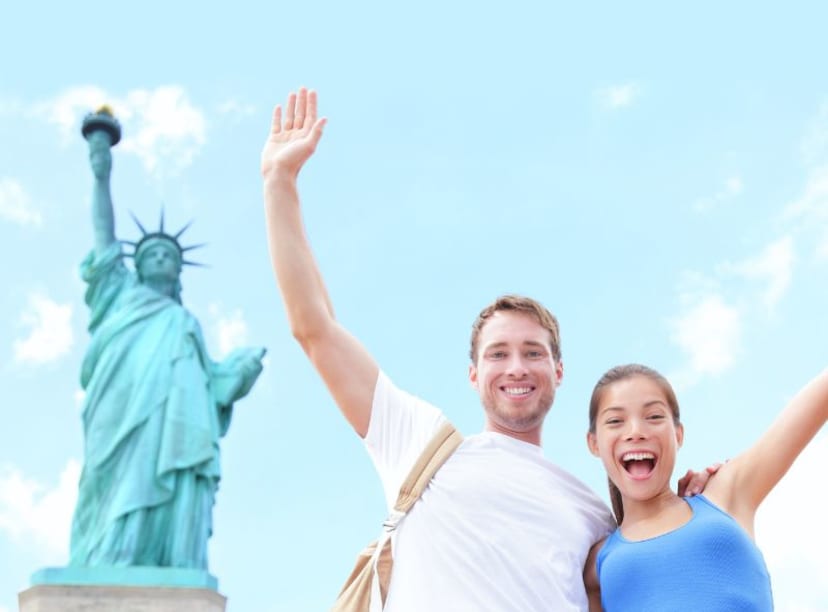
68, 107, 265, 570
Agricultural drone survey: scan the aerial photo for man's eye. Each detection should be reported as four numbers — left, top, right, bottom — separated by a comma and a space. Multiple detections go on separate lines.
490, 351, 506, 359
605, 418, 622, 426
526, 351, 543, 358
648, 414, 666, 421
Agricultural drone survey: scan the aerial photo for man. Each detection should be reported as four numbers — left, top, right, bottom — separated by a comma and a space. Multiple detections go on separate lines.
70, 109, 265, 569
261, 89, 706, 610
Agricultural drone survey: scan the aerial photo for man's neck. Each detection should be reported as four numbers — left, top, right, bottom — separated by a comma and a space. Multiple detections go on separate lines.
483, 422, 542, 446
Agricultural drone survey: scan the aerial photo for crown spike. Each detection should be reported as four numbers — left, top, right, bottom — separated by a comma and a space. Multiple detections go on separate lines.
173, 219, 194, 240
129, 211, 148, 236
128, 210, 207, 271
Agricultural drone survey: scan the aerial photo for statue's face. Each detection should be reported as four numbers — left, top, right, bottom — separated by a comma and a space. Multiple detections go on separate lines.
136, 240, 182, 284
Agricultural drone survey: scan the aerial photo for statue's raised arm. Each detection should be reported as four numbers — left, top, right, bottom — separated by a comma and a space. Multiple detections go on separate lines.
82, 107, 120, 255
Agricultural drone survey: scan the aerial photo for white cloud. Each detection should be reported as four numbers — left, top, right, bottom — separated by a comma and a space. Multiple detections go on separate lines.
0, 459, 79, 560
756, 434, 828, 611
724, 176, 743, 195
720, 236, 795, 312
119, 86, 206, 175
784, 98, 828, 259
13, 293, 74, 365
668, 293, 741, 388
0, 178, 42, 226
34, 85, 206, 176
597, 82, 641, 109
667, 236, 793, 386
33, 85, 109, 143
217, 99, 256, 117
801, 99, 828, 166
209, 305, 250, 358
785, 163, 828, 222
0, 95, 24, 115
784, 164, 828, 261
816, 230, 828, 261
693, 175, 744, 212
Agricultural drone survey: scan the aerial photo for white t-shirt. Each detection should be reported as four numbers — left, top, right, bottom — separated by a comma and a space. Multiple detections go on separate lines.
364, 371, 615, 612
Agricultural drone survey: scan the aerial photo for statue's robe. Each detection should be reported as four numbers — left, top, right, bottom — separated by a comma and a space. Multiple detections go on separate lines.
69, 243, 231, 569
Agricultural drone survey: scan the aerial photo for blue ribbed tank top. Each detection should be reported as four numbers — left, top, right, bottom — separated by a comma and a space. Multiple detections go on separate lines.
597, 494, 773, 611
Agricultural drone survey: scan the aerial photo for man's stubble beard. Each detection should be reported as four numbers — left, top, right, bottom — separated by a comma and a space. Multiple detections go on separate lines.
480, 386, 556, 432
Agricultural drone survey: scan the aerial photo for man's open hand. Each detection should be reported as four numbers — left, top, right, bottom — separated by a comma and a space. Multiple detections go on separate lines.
677, 463, 723, 497
261, 87, 326, 181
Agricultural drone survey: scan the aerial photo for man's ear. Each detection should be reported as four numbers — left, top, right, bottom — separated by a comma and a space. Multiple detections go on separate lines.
586, 431, 600, 457
555, 360, 564, 387
676, 422, 685, 448
468, 363, 478, 389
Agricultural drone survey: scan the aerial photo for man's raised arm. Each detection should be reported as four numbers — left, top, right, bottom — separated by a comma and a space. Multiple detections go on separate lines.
261, 88, 378, 437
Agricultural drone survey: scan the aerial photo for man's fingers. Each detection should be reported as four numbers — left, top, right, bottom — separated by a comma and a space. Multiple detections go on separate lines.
678, 465, 720, 498
306, 89, 318, 127
271, 105, 282, 135
267, 89, 322, 161
284, 92, 297, 130
309, 117, 327, 148
676, 469, 693, 497
295, 87, 307, 129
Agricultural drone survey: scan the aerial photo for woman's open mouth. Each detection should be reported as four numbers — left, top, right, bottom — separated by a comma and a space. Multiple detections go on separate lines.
621, 451, 656, 479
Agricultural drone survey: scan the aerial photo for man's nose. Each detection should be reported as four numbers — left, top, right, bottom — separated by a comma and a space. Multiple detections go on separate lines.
506, 354, 529, 377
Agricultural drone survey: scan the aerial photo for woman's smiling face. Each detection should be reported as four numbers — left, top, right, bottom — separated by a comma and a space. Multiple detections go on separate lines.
588, 374, 684, 503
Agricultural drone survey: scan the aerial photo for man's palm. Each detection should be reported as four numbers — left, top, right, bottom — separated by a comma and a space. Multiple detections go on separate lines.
261, 88, 325, 178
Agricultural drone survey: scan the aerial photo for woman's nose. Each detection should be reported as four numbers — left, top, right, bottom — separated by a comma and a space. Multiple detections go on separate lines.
624, 419, 646, 441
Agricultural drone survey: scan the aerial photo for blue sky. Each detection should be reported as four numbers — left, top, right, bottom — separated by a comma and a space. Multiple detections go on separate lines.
2, 2, 827, 610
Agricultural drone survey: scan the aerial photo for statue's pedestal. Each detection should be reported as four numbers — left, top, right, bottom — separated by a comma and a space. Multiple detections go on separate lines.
19, 567, 226, 612
18, 584, 226, 612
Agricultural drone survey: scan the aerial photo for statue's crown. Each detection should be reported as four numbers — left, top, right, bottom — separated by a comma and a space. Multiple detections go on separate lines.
123, 209, 205, 268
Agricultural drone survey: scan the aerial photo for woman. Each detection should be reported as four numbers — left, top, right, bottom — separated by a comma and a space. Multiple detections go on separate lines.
583, 363, 827, 611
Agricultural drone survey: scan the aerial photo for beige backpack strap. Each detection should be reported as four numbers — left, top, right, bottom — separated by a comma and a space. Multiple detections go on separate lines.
332, 421, 463, 612
371, 421, 462, 605
393, 421, 464, 513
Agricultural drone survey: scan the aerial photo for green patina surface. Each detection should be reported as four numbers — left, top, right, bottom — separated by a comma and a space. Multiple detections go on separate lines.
58, 109, 265, 574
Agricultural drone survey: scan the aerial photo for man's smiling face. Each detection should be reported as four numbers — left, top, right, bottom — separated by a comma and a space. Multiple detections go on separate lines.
469, 310, 563, 445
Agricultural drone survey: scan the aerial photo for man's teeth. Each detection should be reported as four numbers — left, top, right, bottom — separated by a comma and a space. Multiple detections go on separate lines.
622, 452, 655, 461
504, 387, 532, 395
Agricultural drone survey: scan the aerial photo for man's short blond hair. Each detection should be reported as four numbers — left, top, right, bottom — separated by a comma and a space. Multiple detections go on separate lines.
469, 295, 561, 363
